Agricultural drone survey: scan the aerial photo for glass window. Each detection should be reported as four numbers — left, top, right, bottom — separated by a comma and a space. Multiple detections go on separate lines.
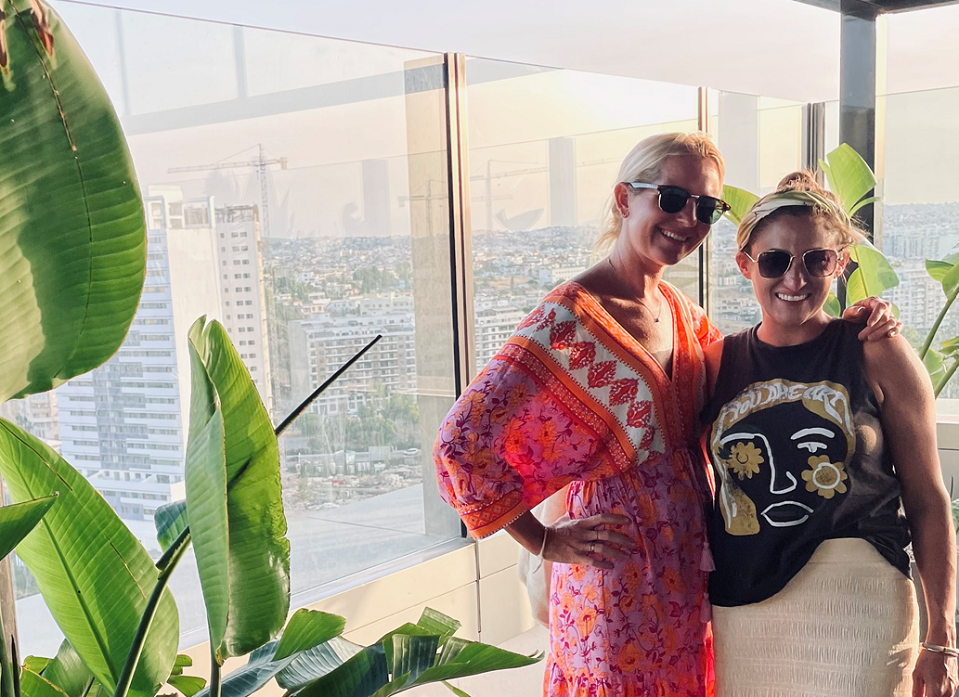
465, 58, 700, 372
13, 4, 461, 656
707, 92, 806, 335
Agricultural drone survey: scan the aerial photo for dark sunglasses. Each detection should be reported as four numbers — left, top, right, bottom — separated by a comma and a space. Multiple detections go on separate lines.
743, 248, 842, 279
625, 182, 730, 225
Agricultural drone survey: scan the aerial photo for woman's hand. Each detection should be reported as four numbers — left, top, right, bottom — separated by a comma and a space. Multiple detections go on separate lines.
543, 513, 635, 570
842, 296, 902, 341
912, 649, 958, 697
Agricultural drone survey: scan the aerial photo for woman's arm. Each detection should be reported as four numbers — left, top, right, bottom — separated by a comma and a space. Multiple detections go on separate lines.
505, 504, 634, 571
863, 336, 958, 697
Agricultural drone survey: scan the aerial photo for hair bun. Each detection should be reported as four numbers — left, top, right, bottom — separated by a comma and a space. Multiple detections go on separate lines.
776, 170, 825, 194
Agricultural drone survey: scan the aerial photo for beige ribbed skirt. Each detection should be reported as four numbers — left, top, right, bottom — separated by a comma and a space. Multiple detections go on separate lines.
713, 538, 919, 697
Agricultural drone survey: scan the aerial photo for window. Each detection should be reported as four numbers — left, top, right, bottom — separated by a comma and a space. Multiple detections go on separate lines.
16, 6, 458, 659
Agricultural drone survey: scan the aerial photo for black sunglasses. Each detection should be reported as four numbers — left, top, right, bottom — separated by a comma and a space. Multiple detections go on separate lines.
743, 248, 841, 279
625, 182, 730, 226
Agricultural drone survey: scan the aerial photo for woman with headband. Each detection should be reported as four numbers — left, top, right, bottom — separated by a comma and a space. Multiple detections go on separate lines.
435, 134, 897, 697
702, 171, 958, 697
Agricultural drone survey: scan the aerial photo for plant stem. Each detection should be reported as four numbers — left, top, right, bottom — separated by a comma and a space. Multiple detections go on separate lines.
274, 334, 381, 437
921, 291, 958, 360
0, 601, 14, 697
208, 646, 220, 697
112, 528, 192, 697
936, 358, 959, 399
119, 337, 380, 697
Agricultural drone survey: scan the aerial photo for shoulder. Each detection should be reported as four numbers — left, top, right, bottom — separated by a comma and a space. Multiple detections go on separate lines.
861, 334, 931, 401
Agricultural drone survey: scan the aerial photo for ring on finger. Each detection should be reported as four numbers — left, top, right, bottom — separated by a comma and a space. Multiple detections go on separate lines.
588, 541, 595, 554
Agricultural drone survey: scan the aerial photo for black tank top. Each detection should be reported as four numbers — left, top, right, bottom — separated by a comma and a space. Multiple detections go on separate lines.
702, 320, 911, 607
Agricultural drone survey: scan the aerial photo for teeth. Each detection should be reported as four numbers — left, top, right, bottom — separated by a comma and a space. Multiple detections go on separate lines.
776, 293, 809, 302
660, 229, 685, 242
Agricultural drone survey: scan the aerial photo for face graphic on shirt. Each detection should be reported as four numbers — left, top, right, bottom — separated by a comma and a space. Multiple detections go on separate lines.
710, 379, 856, 536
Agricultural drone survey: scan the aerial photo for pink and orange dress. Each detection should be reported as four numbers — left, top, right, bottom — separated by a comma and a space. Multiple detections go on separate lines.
434, 281, 720, 697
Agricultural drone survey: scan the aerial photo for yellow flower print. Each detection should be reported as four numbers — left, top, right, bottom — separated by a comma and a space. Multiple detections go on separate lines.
725, 442, 763, 480
801, 455, 848, 499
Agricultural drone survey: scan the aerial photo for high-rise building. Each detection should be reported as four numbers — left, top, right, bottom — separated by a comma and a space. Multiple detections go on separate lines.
57, 187, 222, 521
214, 205, 273, 412
288, 304, 416, 416
0, 392, 61, 452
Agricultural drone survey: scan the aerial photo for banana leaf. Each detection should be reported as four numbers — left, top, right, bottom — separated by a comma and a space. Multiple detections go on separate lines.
845, 243, 899, 305
20, 670, 67, 697
0, 0, 146, 402
41, 641, 93, 697
184, 332, 229, 664
273, 610, 347, 661
0, 419, 178, 697
186, 317, 290, 662
191, 642, 291, 697
277, 609, 541, 697
0, 494, 57, 560
820, 143, 876, 215
722, 185, 759, 227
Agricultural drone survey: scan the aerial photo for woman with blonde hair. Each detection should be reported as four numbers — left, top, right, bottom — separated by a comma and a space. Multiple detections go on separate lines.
435, 135, 897, 696
703, 171, 958, 697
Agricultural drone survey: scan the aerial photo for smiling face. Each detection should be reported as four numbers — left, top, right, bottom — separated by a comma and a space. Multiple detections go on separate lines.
737, 213, 848, 345
613, 155, 722, 271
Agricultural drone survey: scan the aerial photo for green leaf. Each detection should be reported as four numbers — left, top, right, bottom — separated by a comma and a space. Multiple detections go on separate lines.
823, 143, 877, 214
23, 658, 52, 675
390, 635, 438, 688
0, 419, 178, 697
20, 670, 68, 697
414, 609, 460, 648
154, 501, 188, 553
187, 317, 290, 660
823, 291, 841, 318
0, 1, 146, 402
169, 656, 193, 678
167, 677, 206, 697
274, 610, 347, 661
191, 642, 288, 697
42, 641, 93, 697
845, 244, 899, 303
184, 335, 230, 664
942, 261, 959, 298
283, 645, 389, 697
0, 495, 57, 560
925, 347, 946, 386
441, 682, 471, 697
926, 259, 955, 284
721, 185, 759, 227
848, 195, 879, 217
941, 336, 959, 356
278, 613, 542, 697
400, 640, 543, 694
375, 626, 433, 671
276, 639, 364, 691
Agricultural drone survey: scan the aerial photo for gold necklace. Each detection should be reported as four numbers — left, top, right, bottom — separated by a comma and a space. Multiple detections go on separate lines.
606, 257, 663, 323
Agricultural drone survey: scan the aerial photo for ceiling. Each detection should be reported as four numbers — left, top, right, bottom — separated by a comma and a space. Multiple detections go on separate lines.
54, 0, 959, 103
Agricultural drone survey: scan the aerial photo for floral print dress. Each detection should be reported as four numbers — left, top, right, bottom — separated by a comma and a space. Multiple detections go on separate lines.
434, 282, 721, 697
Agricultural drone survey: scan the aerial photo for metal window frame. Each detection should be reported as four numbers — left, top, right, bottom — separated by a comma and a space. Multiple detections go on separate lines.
444, 53, 477, 397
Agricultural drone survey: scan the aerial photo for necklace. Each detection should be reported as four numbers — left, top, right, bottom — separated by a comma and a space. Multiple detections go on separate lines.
606, 257, 663, 323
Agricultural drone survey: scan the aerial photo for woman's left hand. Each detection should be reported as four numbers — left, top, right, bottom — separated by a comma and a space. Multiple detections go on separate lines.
913, 649, 958, 697
842, 296, 902, 341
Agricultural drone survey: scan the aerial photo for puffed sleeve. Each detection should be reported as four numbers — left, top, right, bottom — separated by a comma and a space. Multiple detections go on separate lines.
434, 354, 604, 538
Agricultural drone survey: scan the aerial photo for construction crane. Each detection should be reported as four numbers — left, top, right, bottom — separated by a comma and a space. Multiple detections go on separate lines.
168, 144, 287, 237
